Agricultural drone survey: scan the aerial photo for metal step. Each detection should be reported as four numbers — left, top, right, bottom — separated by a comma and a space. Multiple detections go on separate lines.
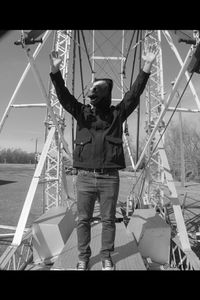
51, 221, 146, 270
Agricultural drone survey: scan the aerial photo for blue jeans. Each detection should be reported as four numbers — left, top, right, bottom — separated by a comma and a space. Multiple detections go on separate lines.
76, 169, 119, 262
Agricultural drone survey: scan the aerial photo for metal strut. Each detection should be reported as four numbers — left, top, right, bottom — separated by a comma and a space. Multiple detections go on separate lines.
0, 30, 73, 269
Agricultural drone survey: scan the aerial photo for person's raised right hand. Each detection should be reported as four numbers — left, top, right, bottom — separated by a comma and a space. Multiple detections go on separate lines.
49, 51, 62, 74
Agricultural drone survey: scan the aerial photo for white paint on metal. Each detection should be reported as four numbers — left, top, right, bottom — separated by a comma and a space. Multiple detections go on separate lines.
12, 127, 55, 246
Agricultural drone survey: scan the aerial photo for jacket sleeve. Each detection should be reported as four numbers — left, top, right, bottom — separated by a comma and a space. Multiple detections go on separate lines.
117, 69, 150, 122
50, 70, 83, 119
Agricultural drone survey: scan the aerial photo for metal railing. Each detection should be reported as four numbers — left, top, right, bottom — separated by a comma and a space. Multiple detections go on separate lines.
0, 229, 33, 270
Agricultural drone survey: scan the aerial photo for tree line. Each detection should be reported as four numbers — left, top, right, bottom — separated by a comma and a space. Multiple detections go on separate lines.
0, 148, 36, 164
123, 119, 200, 182
165, 120, 200, 182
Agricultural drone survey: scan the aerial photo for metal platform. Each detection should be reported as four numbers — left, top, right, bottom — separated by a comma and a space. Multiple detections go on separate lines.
51, 220, 146, 270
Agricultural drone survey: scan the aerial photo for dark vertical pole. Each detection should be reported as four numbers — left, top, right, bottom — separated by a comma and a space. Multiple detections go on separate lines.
130, 30, 140, 88
136, 30, 143, 163
71, 30, 77, 153
34, 137, 38, 169
81, 30, 94, 75
124, 30, 139, 135
122, 30, 136, 78
77, 30, 85, 104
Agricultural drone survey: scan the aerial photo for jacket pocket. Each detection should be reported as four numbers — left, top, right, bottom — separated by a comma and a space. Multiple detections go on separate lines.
105, 136, 123, 163
73, 136, 92, 162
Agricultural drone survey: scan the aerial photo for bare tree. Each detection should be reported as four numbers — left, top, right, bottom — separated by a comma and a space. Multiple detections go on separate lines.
165, 120, 200, 182
0, 148, 35, 164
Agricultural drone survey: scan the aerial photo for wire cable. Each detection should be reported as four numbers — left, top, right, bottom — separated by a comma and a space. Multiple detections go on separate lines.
149, 71, 193, 165
129, 71, 194, 195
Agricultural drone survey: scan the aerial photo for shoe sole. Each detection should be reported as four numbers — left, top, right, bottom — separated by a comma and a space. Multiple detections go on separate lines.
102, 265, 115, 270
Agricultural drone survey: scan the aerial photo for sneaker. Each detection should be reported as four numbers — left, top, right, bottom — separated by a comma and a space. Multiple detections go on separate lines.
76, 260, 89, 270
102, 259, 115, 270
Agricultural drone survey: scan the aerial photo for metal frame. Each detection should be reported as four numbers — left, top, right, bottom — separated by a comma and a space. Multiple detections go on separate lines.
1, 30, 200, 270
139, 31, 192, 248
0, 31, 50, 135
0, 30, 72, 269
134, 30, 200, 266
91, 30, 136, 170
42, 30, 72, 211
0, 128, 55, 268
126, 30, 200, 269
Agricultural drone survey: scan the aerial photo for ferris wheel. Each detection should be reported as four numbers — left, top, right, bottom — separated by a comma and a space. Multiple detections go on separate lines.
0, 30, 200, 270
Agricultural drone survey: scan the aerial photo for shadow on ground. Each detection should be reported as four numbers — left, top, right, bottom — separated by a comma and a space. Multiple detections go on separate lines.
0, 180, 17, 186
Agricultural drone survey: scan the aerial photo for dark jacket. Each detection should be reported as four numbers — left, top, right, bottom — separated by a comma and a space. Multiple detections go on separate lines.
50, 70, 150, 170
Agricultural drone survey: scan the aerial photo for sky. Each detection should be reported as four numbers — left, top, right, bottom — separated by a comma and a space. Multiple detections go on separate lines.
0, 30, 200, 154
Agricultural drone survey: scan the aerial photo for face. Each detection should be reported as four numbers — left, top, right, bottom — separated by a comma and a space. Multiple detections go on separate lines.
87, 80, 109, 106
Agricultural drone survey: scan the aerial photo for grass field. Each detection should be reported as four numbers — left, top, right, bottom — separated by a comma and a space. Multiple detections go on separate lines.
0, 164, 135, 229
0, 163, 200, 228
0, 163, 43, 228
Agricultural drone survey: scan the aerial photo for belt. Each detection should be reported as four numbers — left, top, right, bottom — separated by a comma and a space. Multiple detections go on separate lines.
77, 168, 118, 174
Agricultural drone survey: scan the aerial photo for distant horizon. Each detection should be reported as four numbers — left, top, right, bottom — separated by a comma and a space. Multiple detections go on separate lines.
0, 146, 37, 154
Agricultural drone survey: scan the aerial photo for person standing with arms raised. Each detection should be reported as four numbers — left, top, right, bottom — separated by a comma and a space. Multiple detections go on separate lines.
49, 43, 158, 270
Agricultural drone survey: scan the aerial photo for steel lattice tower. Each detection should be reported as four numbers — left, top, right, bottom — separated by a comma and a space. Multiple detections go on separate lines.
139, 30, 191, 252
140, 30, 166, 209
0, 30, 73, 269
42, 30, 72, 211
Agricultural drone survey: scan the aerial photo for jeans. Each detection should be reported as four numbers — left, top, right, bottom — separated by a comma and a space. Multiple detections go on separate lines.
76, 169, 119, 262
